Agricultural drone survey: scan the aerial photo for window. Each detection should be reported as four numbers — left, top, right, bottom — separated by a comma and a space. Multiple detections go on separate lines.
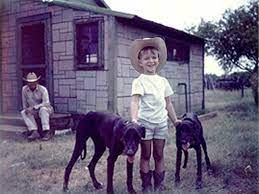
75, 18, 104, 70
166, 39, 190, 64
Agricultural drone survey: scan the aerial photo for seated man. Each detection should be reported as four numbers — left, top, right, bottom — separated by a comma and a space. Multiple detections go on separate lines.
21, 72, 54, 141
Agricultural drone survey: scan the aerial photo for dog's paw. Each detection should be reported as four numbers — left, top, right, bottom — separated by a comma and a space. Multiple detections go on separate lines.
107, 190, 114, 194
93, 181, 103, 190
128, 188, 136, 194
207, 167, 214, 175
174, 177, 181, 187
63, 182, 69, 192
174, 181, 181, 188
63, 186, 69, 192
195, 180, 202, 190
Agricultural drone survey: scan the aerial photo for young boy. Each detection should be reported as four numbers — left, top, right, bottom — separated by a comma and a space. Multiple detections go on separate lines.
130, 37, 181, 192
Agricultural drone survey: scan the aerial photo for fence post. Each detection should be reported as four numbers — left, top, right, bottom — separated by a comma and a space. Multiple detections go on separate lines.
241, 84, 244, 98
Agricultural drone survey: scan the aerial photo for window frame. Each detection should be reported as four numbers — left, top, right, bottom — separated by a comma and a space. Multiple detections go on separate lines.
74, 17, 104, 70
166, 38, 190, 64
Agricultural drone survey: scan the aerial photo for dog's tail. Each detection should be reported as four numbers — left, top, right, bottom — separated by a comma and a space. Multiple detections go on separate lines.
76, 111, 94, 160
76, 122, 88, 160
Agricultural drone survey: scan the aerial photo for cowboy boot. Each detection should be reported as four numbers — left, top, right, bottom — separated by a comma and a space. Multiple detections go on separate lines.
140, 170, 153, 193
153, 170, 166, 191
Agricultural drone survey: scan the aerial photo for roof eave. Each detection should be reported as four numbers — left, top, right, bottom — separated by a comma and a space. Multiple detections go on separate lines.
117, 16, 205, 43
43, 0, 134, 19
97, 0, 110, 9
42, 0, 204, 43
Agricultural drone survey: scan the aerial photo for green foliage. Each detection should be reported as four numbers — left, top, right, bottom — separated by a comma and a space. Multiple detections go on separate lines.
205, 73, 220, 81
205, 71, 251, 88
188, 0, 258, 73
188, 1, 258, 106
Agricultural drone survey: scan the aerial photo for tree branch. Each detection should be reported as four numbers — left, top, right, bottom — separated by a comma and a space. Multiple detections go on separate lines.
235, 62, 253, 73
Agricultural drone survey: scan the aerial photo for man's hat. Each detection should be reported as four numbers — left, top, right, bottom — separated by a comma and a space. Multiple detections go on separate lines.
130, 37, 167, 73
23, 72, 41, 82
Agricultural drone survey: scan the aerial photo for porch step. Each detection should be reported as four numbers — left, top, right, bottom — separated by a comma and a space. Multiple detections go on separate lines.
0, 124, 27, 132
0, 125, 72, 140
0, 114, 26, 127
0, 112, 73, 131
0, 112, 73, 140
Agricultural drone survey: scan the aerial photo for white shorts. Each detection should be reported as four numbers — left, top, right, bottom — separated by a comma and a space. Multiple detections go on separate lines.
138, 119, 168, 140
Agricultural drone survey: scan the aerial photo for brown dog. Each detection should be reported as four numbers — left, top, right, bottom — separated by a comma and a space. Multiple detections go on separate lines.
175, 112, 212, 189
63, 111, 145, 194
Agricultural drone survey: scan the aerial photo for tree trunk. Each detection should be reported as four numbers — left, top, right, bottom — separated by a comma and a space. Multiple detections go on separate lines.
250, 68, 258, 109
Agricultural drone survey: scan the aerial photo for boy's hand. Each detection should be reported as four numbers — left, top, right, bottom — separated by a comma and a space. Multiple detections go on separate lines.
131, 119, 139, 124
174, 119, 182, 127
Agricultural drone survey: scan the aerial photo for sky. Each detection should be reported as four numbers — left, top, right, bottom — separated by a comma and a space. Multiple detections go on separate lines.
105, 0, 248, 75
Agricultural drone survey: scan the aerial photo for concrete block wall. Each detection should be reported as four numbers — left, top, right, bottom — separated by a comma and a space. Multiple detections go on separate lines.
161, 62, 189, 115
0, 0, 111, 114
51, 9, 76, 112
1, 0, 49, 113
0, 0, 204, 115
115, 22, 204, 117
51, 7, 110, 113
189, 44, 204, 112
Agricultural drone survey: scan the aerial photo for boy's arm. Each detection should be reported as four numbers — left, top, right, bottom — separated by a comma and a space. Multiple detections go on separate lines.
165, 96, 181, 127
130, 94, 140, 122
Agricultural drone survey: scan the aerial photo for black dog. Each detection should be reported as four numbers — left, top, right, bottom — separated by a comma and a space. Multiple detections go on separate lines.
63, 111, 145, 194
175, 112, 212, 189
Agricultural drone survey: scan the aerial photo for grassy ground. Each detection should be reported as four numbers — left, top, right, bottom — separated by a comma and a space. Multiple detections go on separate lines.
0, 89, 258, 194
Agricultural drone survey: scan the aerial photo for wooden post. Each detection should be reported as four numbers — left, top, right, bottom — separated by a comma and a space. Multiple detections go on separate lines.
241, 84, 244, 98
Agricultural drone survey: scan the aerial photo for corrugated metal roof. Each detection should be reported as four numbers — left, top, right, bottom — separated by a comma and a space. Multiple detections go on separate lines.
43, 0, 135, 18
42, 0, 204, 42
42, 0, 110, 9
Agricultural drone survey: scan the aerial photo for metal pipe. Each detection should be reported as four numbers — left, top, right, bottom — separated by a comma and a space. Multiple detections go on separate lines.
178, 82, 188, 113
201, 43, 205, 110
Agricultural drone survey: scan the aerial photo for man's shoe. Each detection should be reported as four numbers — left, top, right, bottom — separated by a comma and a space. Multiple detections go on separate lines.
42, 131, 54, 141
27, 131, 40, 141
22, 130, 32, 137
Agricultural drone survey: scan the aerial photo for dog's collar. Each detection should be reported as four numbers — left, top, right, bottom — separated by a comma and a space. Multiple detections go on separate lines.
183, 118, 194, 123
177, 119, 195, 133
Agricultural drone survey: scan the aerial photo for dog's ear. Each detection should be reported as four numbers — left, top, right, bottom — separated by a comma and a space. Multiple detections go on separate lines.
139, 125, 146, 138
176, 123, 182, 132
123, 120, 130, 125
179, 113, 187, 120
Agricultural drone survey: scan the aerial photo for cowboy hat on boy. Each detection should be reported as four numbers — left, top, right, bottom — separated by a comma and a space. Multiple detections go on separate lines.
130, 37, 167, 73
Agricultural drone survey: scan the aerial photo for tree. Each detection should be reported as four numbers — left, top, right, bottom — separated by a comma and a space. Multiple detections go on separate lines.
188, 0, 258, 106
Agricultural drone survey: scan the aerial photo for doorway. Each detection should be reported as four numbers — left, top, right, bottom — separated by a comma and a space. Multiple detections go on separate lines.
17, 13, 53, 109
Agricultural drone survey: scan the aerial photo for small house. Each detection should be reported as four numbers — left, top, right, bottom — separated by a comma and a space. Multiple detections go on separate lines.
0, 0, 205, 117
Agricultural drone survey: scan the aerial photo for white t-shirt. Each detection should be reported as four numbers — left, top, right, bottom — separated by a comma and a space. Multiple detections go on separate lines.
131, 74, 174, 123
